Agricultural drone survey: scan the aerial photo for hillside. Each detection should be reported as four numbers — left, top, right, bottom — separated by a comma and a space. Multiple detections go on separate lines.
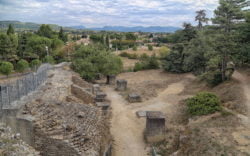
89, 26, 180, 33
0, 21, 74, 31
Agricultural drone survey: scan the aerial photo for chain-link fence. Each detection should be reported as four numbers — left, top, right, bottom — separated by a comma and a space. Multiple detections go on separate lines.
0, 64, 52, 111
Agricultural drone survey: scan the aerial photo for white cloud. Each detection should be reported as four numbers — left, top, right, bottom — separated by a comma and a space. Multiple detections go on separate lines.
0, 0, 220, 27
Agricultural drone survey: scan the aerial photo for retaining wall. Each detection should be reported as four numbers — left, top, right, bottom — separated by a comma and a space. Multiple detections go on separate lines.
0, 64, 51, 111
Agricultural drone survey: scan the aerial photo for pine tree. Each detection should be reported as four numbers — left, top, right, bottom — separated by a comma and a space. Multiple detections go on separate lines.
7, 24, 14, 35
212, 0, 246, 81
195, 10, 209, 30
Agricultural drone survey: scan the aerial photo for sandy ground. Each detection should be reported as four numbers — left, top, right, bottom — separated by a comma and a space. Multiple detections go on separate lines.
231, 71, 250, 154
105, 71, 195, 156
121, 57, 139, 70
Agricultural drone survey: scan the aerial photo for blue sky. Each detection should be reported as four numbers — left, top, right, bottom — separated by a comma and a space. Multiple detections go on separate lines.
0, 0, 219, 27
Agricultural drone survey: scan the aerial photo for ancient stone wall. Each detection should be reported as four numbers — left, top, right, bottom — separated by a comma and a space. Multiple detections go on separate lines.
72, 75, 92, 89
71, 84, 94, 104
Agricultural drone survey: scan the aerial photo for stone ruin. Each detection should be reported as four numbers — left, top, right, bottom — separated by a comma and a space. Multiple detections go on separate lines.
106, 75, 116, 85
128, 93, 142, 103
116, 79, 127, 91
145, 111, 166, 143
71, 84, 95, 104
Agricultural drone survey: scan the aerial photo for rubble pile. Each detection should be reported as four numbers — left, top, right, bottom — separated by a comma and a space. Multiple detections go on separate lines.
20, 68, 111, 155
0, 123, 39, 156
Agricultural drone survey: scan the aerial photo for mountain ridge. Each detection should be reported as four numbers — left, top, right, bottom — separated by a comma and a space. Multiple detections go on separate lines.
0, 20, 180, 32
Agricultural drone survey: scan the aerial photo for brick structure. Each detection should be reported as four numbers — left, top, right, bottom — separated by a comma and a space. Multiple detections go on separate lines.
128, 93, 142, 103
116, 79, 127, 91
71, 84, 94, 104
145, 111, 166, 143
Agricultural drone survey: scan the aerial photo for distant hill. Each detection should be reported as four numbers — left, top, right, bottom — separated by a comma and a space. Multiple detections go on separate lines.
88, 26, 180, 33
0, 21, 180, 33
0, 21, 73, 31
70, 25, 86, 30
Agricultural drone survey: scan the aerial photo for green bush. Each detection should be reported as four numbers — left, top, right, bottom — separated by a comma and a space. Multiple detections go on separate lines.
133, 55, 159, 72
134, 62, 145, 72
132, 46, 137, 51
186, 92, 221, 116
43, 56, 55, 64
30, 59, 42, 70
148, 44, 153, 51
200, 71, 223, 86
16, 59, 29, 72
0, 61, 14, 76
119, 52, 138, 59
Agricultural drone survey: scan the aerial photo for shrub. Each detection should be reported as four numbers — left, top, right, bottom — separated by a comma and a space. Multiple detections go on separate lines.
133, 55, 159, 72
0, 61, 14, 76
134, 62, 144, 72
186, 92, 221, 116
148, 44, 153, 51
30, 59, 42, 70
159, 46, 170, 58
16, 59, 29, 72
200, 71, 223, 86
132, 46, 137, 51
119, 52, 138, 59
43, 56, 55, 64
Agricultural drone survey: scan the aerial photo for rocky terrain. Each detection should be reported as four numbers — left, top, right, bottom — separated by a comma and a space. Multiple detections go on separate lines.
2, 65, 112, 156
0, 123, 39, 156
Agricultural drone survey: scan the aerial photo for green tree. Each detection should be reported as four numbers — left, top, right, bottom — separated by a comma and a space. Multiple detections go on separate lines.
43, 55, 55, 64
125, 33, 137, 41
148, 45, 153, 51
37, 24, 54, 38
58, 27, 67, 42
195, 10, 209, 29
16, 59, 29, 72
212, 0, 246, 81
71, 45, 123, 81
7, 24, 15, 35
0, 61, 14, 76
30, 59, 42, 70
0, 33, 18, 61
26, 35, 52, 58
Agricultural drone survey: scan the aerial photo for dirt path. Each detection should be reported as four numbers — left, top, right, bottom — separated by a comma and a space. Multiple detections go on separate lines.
105, 87, 148, 156
233, 71, 250, 127
105, 79, 190, 156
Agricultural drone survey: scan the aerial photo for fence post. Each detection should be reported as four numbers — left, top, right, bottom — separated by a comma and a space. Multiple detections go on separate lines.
7, 85, 10, 107
0, 86, 3, 111
17, 80, 20, 99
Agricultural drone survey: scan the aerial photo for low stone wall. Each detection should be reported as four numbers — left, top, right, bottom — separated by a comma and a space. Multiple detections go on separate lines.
72, 75, 92, 89
71, 84, 94, 104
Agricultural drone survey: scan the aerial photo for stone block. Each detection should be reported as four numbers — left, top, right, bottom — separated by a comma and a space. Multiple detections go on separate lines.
116, 79, 127, 91
128, 93, 142, 103
106, 75, 116, 85
145, 111, 166, 143
92, 84, 100, 95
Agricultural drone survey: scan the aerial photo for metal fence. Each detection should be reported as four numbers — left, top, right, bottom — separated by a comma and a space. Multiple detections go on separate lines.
0, 64, 52, 110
